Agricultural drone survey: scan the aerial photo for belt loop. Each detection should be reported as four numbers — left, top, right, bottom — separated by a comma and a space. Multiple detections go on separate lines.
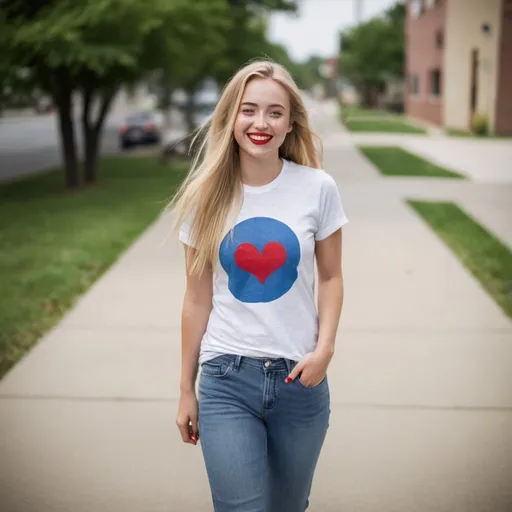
284, 358, 293, 375
234, 355, 242, 370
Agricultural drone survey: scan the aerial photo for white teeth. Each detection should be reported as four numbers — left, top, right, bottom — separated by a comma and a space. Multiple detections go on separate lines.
248, 135, 272, 141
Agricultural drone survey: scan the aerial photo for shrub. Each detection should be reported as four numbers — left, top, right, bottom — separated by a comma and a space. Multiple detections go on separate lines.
471, 113, 489, 136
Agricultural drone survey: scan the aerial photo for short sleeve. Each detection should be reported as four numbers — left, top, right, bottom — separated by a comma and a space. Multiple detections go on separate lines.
315, 174, 348, 241
178, 210, 197, 248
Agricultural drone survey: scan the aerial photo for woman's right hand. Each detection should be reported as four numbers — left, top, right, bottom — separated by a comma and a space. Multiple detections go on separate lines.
176, 389, 199, 445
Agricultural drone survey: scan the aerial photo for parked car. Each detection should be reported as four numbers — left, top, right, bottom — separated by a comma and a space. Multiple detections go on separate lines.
119, 111, 163, 149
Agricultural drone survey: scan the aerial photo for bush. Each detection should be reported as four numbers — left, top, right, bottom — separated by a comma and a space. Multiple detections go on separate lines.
471, 113, 489, 136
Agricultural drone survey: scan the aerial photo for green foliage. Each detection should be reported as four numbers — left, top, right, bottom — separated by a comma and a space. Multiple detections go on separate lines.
0, 0, 232, 184
0, 0, 301, 108
227, 0, 296, 11
340, 2, 405, 90
0, 0, 302, 183
471, 113, 489, 136
1, 0, 230, 90
210, 0, 298, 86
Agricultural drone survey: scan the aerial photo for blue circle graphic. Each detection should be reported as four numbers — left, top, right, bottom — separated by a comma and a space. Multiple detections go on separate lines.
219, 217, 301, 303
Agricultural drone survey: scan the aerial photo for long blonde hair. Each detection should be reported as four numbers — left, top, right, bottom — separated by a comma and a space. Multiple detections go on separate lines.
169, 59, 323, 276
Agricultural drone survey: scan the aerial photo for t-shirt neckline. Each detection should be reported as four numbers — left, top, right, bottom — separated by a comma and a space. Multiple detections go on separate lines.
243, 158, 288, 195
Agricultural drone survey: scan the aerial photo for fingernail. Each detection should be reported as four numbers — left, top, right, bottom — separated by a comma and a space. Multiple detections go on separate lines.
285, 377, 292, 383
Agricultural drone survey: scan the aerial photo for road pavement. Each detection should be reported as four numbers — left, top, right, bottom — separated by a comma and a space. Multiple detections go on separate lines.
0, 108, 187, 183
0, 114, 122, 182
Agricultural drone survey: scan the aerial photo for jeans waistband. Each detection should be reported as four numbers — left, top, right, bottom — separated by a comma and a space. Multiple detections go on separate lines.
212, 354, 298, 374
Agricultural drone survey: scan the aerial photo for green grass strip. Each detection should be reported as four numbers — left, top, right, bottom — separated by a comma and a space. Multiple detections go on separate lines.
341, 105, 401, 118
345, 119, 426, 134
359, 146, 464, 178
0, 155, 186, 379
409, 200, 512, 318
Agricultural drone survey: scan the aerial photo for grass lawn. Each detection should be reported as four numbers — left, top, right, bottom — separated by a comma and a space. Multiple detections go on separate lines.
359, 146, 464, 178
0, 155, 186, 380
345, 119, 427, 134
339, 104, 425, 133
445, 128, 476, 138
409, 201, 512, 318
341, 105, 400, 119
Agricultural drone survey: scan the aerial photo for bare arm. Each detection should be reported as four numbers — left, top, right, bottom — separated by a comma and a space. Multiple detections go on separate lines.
285, 228, 344, 385
180, 245, 213, 392
176, 245, 213, 445
315, 227, 344, 357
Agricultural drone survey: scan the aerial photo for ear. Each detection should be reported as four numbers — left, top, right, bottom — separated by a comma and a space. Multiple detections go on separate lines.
287, 121, 293, 134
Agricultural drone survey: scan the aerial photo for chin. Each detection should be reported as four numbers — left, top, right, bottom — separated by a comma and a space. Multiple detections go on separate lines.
242, 140, 282, 158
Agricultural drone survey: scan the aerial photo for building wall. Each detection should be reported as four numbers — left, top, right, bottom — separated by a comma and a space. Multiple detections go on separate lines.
444, 0, 502, 131
495, 0, 512, 134
405, 0, 446, 125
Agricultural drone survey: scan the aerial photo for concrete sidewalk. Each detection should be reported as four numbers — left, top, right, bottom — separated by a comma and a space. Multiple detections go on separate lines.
325, 131, 512, 183
1, 100, 511, 512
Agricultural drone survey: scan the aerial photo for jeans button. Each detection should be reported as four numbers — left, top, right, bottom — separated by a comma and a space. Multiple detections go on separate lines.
264, 361, 271, 368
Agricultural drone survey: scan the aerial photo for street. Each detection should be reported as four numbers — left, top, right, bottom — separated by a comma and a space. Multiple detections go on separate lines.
0, 114, 122, 183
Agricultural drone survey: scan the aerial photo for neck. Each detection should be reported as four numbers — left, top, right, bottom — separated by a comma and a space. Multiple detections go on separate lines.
239, 151, 283, 187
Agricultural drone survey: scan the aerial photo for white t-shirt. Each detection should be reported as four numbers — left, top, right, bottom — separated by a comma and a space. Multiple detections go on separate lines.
179, 158, 348, 364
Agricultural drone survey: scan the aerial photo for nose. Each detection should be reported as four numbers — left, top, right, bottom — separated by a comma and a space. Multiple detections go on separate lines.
253, 112, 269, 130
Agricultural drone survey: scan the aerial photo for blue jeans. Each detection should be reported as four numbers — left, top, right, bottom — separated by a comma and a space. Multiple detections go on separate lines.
198, 354, 330, 512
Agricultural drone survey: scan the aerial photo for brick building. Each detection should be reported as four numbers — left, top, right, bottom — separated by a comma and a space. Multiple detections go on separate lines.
405, 0, 512, 135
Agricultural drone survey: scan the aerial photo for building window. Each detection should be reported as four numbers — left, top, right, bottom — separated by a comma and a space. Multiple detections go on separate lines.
410, 0, 423, 17
430, 69, 441, 97
409, 74, 420, 95
435, 30, 444, 49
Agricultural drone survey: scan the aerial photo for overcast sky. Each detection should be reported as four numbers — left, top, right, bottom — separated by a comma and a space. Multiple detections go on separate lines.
268, 0, 400, 61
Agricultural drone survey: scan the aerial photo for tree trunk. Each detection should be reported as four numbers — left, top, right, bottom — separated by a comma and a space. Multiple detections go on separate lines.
361, 83, 381, 108
82, 87, 117, 184
184, 88, 197, 134
55, 84, 79, 188
160, 82, 173, 131
83, 126, 100, 184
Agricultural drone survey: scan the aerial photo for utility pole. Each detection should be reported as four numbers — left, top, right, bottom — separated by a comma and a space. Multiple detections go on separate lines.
354, 0, 363, 24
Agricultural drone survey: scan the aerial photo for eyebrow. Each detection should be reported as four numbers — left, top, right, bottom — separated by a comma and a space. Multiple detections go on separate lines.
241, 102, 286, 109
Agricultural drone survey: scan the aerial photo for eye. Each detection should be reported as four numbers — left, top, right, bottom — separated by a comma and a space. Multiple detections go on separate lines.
271, 111, 283, 117
242, 108, 255, 114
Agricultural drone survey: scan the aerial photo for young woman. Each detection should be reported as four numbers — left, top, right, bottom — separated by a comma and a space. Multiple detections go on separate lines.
171, 60, 348, 512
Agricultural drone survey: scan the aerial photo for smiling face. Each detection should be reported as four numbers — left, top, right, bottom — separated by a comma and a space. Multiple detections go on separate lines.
233, 77, 293, 159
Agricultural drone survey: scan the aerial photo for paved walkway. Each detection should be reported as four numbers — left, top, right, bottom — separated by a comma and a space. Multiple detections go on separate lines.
1, 99, 511, 512
325, 131, 512, 183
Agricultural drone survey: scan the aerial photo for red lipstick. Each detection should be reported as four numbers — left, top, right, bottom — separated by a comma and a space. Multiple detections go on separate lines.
247, 132, 273, 145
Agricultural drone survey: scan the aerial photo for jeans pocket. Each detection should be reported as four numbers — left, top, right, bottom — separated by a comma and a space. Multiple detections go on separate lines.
200, 357, 233, 378
296, 373, 327, 390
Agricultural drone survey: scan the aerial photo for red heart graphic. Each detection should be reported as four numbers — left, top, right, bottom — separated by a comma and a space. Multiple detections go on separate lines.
234, 242, 287, 284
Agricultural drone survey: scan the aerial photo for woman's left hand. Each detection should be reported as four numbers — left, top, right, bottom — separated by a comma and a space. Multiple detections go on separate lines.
285, 348, 333, 387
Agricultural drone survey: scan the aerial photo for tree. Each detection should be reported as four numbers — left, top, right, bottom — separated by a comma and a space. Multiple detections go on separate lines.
165, 0, 299, 133
213, 0, 297, 86
0, 0, 230, 187
339, 1, 405, 107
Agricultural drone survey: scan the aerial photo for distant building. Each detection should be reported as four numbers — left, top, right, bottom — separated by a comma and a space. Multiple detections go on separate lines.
405, 0, 512, 135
